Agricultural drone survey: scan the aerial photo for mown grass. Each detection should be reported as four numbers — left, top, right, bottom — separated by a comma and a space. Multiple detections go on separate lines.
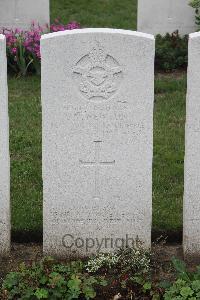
154, 74, 186, 231
9, 0, 185, 237
9, 76, 42, 234
51, 0, 137, 30
9, 74, 186, 235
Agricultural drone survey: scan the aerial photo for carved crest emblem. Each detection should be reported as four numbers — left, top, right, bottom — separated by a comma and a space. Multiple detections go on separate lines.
73, 43, 123, 101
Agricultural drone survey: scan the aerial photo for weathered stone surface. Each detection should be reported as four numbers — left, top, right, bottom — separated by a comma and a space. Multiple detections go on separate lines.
0, 34, 10, 256
138, 0, 196, 36
0, 0, 49, 30
42, 28, 154, 257
184, 32, 200, 259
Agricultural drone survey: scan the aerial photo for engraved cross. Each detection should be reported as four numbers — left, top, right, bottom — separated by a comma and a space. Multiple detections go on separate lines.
79, 141, 115, 200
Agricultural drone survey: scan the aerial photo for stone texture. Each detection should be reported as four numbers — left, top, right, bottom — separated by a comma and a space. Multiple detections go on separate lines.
0, 0, 49, 30
42, 28, 154, 257
0, 34, 10, 256
138, 0, 196, 36
184, 32, 200, 259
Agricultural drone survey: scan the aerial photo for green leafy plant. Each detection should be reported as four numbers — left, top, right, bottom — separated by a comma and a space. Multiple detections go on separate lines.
189, 0, 200, 30
155, 31, 188, 71
1, 247, 168, 299
164, 257, 200, 299
1, 257, 107, 300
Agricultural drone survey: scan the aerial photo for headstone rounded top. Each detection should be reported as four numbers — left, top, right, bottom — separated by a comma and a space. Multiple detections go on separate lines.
189, 31, 200, 39
41, 28, 154, 41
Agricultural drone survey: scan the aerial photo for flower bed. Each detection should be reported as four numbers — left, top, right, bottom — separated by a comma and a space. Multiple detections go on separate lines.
0, 19, 80, 76
1, 246, 199, 300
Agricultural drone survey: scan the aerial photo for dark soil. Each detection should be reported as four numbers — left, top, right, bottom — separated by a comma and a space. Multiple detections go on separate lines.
0, 243, 43, 283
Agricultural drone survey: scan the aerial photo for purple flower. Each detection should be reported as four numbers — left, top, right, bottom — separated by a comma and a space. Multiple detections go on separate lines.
66, 21, 80, 30
11, 47, 17, 55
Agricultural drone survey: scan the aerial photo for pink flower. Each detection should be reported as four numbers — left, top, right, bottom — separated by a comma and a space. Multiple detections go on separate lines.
66, 21, 80, 30
11, 47, 17, 55
0, 18, 81, 74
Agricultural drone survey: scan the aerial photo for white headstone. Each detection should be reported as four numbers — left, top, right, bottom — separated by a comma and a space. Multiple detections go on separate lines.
0, 34, 10, 256
0, 0, 49, 30
138, 0, 196, 36
42, 28, 154, 257
184, 32, 200, 259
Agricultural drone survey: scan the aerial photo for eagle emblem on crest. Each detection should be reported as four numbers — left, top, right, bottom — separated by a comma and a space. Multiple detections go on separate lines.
73, 43, 123, 101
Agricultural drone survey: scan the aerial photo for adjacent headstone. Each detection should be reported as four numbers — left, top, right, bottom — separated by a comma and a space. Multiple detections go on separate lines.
184, 32, 200, 259
138, 0, 196, 36
42, 28, 154, 257
0, 0, 49, 30
0, 34, 10, 256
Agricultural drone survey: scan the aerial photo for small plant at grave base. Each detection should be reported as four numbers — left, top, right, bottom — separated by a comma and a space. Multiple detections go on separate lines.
85, 246, 162, 299
85, 246, 151, 275
0, 257, 107, 300
189, 0, 200, 30
163, 257, 200, 299
0, 19, 80, 76
155, 31, 188, 72
85, 252, 120, 273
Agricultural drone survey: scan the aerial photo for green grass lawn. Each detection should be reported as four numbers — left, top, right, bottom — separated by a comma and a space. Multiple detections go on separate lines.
9, 77, 42, 236
51, 0, 137, 30
9, 0, 185, 237
154, 74, 186, 231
